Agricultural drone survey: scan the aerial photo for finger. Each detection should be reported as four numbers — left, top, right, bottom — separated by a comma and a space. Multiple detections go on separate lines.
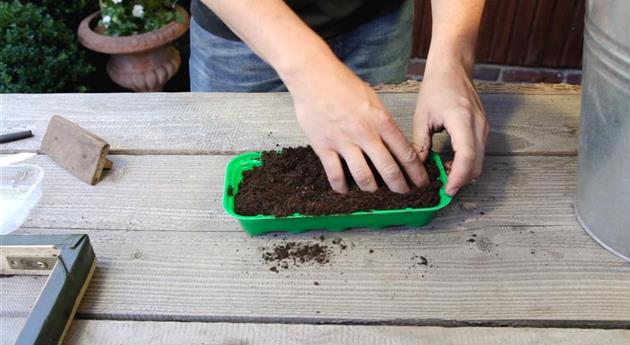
376, 112, 429, 188
412, 111, 433, 162
361, 141, 410, 194
315, 149, 348, 193
340, 146, 378, 192
472, 113, 490, 178
443, 112, 477, 196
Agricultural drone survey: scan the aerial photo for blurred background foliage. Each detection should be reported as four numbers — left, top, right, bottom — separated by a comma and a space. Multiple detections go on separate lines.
0, 0, 190, 93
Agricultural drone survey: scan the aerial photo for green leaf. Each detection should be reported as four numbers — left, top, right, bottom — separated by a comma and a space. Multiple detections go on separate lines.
1, 1, 94, 92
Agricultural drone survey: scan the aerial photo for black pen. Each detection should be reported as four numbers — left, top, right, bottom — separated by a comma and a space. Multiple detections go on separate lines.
0, 130, 34, 143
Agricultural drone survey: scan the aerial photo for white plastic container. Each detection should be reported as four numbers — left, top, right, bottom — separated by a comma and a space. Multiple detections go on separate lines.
0, 164, 44, 234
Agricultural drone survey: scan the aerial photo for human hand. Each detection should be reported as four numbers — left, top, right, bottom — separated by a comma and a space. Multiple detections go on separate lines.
413, 61, 489, 196
284, 56, 428, 194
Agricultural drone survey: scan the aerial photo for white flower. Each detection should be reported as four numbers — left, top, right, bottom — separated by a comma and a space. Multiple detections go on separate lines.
112, 0, 123, 4
102, 15, 111, 27
132, 4, 144, 18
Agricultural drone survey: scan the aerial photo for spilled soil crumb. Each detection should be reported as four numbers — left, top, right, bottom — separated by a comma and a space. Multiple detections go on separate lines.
262, 236, 350, 272
263, 242, 331, 270
411, 254, 428, 266
261, 235, 431, 279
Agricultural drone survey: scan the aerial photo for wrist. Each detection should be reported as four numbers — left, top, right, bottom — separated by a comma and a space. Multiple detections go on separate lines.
425, 39, 476, 78
273, 38, 338, 90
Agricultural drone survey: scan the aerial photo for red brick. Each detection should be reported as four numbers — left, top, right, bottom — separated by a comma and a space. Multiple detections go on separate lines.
407, 61, 426, 77
566, 73, 582, 85
501, 69, 564, 83
473, 65, 501, 81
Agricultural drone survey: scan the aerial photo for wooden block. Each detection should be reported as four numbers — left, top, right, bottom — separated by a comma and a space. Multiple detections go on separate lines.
41, 115, 112, 185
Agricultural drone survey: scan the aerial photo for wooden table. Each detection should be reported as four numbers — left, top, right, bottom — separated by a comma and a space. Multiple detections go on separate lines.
2, 85, 629, 344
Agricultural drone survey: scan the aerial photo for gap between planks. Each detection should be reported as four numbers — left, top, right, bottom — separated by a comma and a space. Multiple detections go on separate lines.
63, 320, 630, 345
69, 317, 630, 330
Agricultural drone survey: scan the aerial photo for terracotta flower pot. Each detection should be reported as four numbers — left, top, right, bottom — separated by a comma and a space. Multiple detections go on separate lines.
78, 6, 190, 92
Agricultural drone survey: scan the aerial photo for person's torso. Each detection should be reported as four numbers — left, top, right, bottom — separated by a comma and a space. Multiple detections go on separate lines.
191, 0, 405, 40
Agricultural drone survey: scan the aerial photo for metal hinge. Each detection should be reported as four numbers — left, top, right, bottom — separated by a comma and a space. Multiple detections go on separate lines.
6, 256, 57, 270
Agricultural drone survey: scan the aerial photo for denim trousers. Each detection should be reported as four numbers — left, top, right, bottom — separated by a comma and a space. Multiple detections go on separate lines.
189, 0, 413, 92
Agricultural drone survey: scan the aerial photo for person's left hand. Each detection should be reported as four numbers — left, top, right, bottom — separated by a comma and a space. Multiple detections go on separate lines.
412, 61, 489, 196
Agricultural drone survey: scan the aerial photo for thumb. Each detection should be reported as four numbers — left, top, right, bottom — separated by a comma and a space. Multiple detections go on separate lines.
413, 114, 433, 162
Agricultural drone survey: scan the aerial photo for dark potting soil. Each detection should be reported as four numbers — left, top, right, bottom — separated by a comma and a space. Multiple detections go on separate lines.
263, 241, 332, 272
234, 146, 442, 217
262, 236, 349, 272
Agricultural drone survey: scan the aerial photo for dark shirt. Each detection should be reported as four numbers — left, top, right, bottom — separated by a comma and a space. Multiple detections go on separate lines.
191, 0, 405, 41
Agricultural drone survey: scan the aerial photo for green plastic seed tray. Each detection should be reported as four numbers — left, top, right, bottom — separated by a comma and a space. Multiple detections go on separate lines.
223, 151, 452, 236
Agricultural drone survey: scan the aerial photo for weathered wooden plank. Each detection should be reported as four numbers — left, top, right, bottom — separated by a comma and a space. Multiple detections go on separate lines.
15, 154, 579, 232
525, 0, 557, 66
487, 0, 519, 64
0, 275, 47, 315
542, 0, 581, 67
0, 92, 580, 155
13, 224, 630, 323
560, 0, 585, 68
64, 321, 630, 345
0, 317, 28, 345
0, 276, 48, 345
40, 115, 113, 185
507, 0, 539, 65
475, 0, 500, 62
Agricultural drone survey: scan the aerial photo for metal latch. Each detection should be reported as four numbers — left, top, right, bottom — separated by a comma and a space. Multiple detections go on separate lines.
6, 257, 57, 270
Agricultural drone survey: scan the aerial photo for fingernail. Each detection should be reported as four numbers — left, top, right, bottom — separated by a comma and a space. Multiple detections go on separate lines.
399, 184, 411, 194
415, 174, 430, 188
446, 187, 459, 196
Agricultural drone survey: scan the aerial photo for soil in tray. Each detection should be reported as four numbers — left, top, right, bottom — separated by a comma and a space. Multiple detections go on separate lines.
234, 146, 442, 217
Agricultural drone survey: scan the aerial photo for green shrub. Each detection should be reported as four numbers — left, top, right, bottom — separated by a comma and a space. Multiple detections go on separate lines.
0, 1, 94, 92
31, 0, 97, 30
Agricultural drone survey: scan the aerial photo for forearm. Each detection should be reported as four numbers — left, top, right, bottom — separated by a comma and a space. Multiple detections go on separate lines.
200, 0, 336, 86
201, 1, 430, 193
427, 0, 485, 76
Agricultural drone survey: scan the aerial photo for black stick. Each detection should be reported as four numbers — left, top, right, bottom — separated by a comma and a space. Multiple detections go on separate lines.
0, 130, 34, 143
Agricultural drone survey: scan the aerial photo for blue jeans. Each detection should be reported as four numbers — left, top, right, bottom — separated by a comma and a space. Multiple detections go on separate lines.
190, 0, 413, 92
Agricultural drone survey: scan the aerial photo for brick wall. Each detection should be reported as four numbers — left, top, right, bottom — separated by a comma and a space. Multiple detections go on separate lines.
407, 59, 582, 85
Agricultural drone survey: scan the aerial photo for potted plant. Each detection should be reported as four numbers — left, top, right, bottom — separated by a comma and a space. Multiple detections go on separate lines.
78, 0, 189, 92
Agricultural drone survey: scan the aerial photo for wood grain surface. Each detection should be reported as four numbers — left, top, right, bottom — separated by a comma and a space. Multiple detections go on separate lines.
0, 276, 48, 345
65, 321, 630, 345
13, 154, 579, 232
0, 92, 580, 155
40, 115, 111, 185
5, 88, 626, 341
10, 224, 628, 324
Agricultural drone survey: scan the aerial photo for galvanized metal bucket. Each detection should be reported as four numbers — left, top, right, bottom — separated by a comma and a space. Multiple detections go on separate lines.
576, 0, 630, 262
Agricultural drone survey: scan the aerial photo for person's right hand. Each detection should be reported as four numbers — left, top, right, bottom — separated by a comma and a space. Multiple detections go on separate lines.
283, 55, 429, 194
